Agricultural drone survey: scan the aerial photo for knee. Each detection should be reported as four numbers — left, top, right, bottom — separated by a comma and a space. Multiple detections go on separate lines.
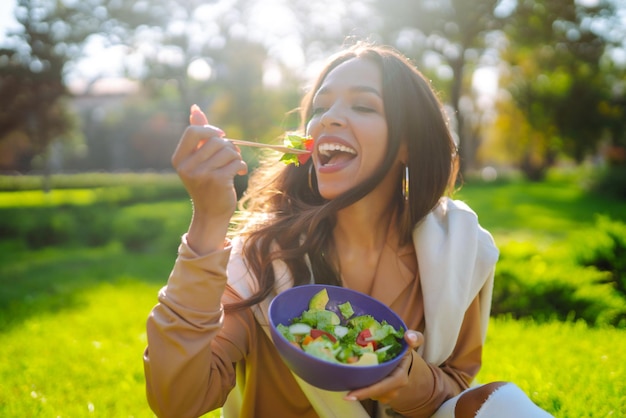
454, 381, 509, 418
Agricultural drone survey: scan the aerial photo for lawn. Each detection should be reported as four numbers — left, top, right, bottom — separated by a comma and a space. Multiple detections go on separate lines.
455, 170, 626, 243
1, 171, 624, 417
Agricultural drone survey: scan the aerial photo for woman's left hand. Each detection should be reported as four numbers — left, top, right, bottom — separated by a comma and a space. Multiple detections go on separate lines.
344, 330, 424, 404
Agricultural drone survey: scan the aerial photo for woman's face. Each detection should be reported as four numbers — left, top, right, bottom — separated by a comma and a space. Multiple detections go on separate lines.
307, 58, 388, 200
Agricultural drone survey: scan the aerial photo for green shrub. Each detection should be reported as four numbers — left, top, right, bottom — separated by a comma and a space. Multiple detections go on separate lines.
570, 215, 626, 296
1, 207, 76, 248
492, 225, 626, 328
0, 205, 114, 249
0, 172, 184, 191
0, 179, 190, 250
112, 201, 190, 253
113, 212, 165, 252
590, 165, 626, 199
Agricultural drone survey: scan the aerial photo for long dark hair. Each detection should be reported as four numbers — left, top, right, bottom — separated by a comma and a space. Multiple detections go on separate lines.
226, 42, 457, 311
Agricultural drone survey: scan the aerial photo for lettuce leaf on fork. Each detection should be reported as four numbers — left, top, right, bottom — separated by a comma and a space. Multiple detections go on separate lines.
280, 134, 314, 166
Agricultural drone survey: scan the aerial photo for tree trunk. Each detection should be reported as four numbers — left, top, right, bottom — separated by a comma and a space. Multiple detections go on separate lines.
449, 54, 469, 175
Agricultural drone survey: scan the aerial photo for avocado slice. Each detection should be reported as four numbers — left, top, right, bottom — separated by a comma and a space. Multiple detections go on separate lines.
309, 288, 329, 310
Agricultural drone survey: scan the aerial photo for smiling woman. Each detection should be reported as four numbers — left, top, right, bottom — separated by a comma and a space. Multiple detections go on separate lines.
307, 58, 389, 201
143, 41, 553, 418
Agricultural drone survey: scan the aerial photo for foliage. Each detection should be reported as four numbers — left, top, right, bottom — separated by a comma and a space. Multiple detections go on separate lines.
0, 171, 184, 191
498, 0, 623, 180
0, 174, 190, 251
456, 167, 626, 238
3, 171, 626, 327
0, 200, 190, 253
456, 170, 626, 327
590, 164, 626, 200
2, 0, 624, 177
0, 0, 171, 172
571, 215, 626, 296
492, 236, 626, 327
366, 0, 503, 173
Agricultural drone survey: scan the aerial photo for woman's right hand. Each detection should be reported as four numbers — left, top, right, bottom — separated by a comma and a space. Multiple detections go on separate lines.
171, 105, 248, 253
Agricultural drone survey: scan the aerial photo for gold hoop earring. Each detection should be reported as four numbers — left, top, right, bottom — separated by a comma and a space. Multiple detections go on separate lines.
308, 164, 316, 193
402, 164, 409, 202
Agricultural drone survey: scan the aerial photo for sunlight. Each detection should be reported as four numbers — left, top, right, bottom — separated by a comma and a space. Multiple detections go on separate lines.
0, 0, 17, 42
472, 66, 499, 97
576, 0, 600, 7
187, 58, 213, 81
247, 0, 306, 70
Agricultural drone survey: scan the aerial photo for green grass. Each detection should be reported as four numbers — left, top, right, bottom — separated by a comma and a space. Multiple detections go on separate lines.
456, 174, 626, 246
0, 280, 158, 417
478, 318, 625, 416
1, 171, 625, 417
0, 245, 221, 418
1, 251, 622, 417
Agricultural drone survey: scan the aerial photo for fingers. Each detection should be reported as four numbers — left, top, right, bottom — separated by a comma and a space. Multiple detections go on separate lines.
172, 126, 226, 168
172, 104, 231, 169
189, 105, 228, 143
405, 330, 424, 349
345, 351, 412, 403
177, 136, 246, 179
189, 104, 225, 139
190, 104, 209, 126
344, 333, 422, 404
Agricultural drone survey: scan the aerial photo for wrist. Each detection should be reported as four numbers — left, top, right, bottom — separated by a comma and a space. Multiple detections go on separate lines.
186, 212, 232, 255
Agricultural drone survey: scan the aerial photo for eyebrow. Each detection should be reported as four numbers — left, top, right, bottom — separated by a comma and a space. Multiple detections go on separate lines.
315, 85, 382, 98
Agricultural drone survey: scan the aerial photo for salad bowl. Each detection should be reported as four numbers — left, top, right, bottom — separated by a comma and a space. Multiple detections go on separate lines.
268, 284, 409, 391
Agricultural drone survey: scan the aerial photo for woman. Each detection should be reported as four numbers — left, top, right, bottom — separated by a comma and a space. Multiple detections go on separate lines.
144, 42, 552, 418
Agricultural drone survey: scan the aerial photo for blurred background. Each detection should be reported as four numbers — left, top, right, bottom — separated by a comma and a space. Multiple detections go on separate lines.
1, 1, 626, 417
1, 0, 625, 187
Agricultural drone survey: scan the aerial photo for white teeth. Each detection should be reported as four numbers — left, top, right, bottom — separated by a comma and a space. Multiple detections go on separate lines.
318, 143, 357, 156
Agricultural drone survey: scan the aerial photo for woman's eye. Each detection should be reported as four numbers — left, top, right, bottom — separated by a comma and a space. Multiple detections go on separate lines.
311, 107, 327, 116
353, 105, 375, 113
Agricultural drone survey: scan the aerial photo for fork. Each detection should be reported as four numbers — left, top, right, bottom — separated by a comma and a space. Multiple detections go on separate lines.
227, 138, 311, 154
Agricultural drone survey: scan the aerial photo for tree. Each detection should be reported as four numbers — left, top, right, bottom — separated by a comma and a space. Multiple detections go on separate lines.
0, 0, 76, 172
364, 0, 504, 173
500, 0, 618, 179
0, 0, 171, 172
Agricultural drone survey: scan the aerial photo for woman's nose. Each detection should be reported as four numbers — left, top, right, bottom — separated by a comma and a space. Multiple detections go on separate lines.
320, 105, 345, 128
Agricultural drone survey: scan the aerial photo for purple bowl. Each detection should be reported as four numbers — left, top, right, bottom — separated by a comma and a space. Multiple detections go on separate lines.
268, 284, 408, 391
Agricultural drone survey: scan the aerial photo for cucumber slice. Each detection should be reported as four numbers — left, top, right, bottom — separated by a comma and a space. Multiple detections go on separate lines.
289, 323, 312, 335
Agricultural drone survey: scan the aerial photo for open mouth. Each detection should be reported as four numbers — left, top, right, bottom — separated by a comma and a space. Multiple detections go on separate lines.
318, 143, 357, 166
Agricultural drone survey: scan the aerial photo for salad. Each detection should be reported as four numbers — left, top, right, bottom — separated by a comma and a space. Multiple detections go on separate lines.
276, 288, 405, 366
280, 133, 314, 166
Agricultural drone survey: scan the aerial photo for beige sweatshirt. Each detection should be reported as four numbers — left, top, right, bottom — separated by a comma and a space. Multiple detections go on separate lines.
144, 198, 499, 418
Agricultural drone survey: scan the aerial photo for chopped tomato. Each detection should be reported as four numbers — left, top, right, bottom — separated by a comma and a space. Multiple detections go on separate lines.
297, 138, 314, 165
356, 329, 377, 349
310, 329, 337, 343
